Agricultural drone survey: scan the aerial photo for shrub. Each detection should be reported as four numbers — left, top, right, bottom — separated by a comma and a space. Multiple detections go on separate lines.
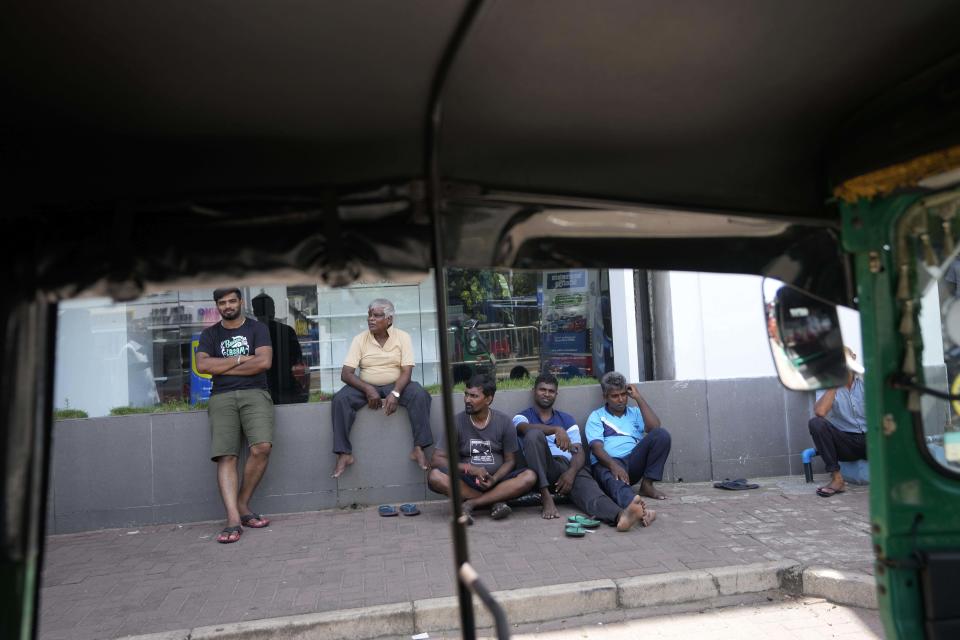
54, 408, 88, 420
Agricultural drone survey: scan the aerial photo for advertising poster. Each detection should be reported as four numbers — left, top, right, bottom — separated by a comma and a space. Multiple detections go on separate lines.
190, 335, 213, 405
541, 270, 593, 377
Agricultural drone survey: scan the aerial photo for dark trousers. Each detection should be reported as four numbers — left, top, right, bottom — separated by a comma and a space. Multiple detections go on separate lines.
522, 430, 621, 524
808, 416, 866, 472
591, 427, 671, 509
332, 381, 433, 454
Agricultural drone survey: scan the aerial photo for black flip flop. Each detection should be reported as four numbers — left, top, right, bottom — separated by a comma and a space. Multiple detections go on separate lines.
216, 525, 242, 544
816, 486, 845, 498
713, 478, 759, 490
490, 502, 512, 520
240, 512, 270, 528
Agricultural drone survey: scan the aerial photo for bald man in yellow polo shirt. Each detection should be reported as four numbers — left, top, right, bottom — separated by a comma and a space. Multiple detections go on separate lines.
331, 298, 433, 478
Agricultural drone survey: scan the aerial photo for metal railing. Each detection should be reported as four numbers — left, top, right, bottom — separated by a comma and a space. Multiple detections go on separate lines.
476, 325, 540, 362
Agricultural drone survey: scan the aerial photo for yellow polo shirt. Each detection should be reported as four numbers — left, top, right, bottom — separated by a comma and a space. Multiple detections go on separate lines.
343, 327, 416, 385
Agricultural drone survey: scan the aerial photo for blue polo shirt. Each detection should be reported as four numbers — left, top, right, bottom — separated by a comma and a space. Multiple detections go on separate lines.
512, 407, 581, 461
585, 405, 645, 463
815, 377, 866, 434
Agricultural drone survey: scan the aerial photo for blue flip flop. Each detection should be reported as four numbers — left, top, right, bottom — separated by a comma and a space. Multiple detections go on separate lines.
399, 503, 420, 516
378, 504, 398, 517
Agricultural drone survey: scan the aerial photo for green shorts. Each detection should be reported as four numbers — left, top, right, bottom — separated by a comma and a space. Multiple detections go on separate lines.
208, 388, 275, 460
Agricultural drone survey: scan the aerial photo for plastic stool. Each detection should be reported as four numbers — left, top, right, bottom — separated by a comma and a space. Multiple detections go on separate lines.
840, 459, 870, 485
801, 447, 869, 485
802, 448, 818, 482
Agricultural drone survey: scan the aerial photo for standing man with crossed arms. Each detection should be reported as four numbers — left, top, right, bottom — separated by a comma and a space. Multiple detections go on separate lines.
196, 287, 275, 544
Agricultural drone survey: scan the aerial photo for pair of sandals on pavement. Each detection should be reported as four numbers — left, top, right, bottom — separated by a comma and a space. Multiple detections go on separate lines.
216, 513, 270, 544
378, 503, 421, 517
713, 478, 759, 491
565, 514, 602, 537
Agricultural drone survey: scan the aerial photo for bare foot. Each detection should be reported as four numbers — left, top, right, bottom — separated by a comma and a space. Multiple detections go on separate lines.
616, 495, 647, 531
639, 478, 666, 500
410, 446, 429, 470
640, 508, 657, 527
332, 453, 354, 478
460, 501, 475, 526
541, 493, 560, 519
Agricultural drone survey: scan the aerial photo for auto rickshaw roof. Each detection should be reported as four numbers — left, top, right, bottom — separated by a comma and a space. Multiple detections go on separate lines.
3, 1, 960, 299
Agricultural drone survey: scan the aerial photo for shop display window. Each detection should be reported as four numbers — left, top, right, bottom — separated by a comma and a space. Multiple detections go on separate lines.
54, 271, 612, 418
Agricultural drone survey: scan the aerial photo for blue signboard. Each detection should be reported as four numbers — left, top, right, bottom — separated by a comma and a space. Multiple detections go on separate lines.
544, 331, 588, 354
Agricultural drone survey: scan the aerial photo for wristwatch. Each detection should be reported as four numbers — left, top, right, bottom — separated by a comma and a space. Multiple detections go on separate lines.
391, 390, 401, 398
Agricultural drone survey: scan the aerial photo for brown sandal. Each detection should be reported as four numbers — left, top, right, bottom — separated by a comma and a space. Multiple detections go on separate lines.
216, 525, 242, 543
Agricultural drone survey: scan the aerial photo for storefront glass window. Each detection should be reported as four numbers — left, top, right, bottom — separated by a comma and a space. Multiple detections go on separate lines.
54, 270, 611, 417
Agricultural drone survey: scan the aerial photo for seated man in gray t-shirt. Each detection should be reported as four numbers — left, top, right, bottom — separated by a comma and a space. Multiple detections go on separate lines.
428, 374, 537, 524
808, 347, 867, 497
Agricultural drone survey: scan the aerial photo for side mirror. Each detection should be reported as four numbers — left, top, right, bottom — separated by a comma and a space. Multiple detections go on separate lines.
763, 279, 856, 391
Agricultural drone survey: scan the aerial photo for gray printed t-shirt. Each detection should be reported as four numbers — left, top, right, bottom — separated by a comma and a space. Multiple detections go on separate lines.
438, 409, 519, 475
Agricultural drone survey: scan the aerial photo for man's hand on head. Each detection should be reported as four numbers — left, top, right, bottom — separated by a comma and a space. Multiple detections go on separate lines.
626, 383, 642, 402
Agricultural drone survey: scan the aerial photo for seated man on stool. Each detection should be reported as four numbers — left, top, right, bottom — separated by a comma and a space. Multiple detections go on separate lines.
331, 298, 433, 478
808, 347, 866, 498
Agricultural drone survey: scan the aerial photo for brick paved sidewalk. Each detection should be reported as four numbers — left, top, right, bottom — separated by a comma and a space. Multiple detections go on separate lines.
37, 475, 872, 640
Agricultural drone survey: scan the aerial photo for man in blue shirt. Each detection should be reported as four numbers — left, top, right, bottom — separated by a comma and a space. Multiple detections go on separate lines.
808, 347, 867, 497
586, 371, 672, 515
514, 374, 649, 530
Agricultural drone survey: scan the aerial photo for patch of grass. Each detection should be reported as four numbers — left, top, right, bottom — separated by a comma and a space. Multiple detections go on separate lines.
109, 400, 206, 416
54, 408, 88, 420
424, 375, 597, 395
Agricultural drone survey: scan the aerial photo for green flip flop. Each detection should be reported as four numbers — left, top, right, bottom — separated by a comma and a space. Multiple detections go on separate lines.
567, 514, 601, 529
565, 523, 586, 537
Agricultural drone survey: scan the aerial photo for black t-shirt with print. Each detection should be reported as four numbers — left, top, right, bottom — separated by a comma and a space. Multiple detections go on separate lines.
197, 317, 272, 394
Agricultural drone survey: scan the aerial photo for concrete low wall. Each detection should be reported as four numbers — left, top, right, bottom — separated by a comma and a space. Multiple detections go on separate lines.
48, 379, 818, 534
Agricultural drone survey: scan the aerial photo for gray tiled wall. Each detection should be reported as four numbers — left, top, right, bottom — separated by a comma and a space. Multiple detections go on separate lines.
48, 379, 817, 534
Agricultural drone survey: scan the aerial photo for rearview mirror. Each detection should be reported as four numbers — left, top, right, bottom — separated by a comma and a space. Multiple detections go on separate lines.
763, 279, 853, 391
